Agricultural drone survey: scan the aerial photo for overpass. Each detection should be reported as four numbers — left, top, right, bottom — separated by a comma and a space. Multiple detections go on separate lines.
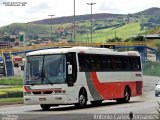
0, 41, 157, 52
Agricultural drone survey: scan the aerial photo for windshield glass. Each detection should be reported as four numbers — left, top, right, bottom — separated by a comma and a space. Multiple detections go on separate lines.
24, 54, 66, 85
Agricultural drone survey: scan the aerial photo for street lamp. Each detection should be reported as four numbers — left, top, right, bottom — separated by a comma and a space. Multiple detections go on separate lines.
48, 14, 55, 41
73, 0, 76, 45
87, 2, 96, 45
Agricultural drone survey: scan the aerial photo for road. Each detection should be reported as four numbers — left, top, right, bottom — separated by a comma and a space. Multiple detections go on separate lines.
0, 76, 160, 120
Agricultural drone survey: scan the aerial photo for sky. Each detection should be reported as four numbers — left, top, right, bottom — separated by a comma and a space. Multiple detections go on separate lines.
0, 0, 160, 27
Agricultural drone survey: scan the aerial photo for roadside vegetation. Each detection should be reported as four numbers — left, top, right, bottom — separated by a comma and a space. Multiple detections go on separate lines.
143, 61, 160, 76
0, 76, 23, 85
0, 76, 23, 103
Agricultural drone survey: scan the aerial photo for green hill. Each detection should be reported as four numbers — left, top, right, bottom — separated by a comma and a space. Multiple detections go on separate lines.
75, 22, 144, 42
136, 7, 160, 16
1, 7, 160, 43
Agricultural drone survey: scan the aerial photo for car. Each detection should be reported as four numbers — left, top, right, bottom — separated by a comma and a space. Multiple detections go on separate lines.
155, 81, 160, 97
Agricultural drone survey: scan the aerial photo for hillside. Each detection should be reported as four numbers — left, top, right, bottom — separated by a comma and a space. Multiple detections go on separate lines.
136, 7, 160, 16
1, 7, 160, 43
31, 13, 123, 25
31, 7, 160, 25
75, 22, 144, 42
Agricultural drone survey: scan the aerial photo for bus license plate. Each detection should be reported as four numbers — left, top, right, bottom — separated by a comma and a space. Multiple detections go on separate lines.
39, 98, 46, 101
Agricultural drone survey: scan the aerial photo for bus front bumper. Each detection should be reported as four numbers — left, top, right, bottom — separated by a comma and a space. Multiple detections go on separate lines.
24, 94, 68, 105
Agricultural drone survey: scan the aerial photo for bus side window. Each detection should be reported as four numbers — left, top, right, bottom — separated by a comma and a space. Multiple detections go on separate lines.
78, 54, 90, 72
78, 54, 84, 71
124, 57, 129, 71
102, 56, 107, 71
134, 57, 141, 71
107, 56, 112, 71
138, 57, 141, 71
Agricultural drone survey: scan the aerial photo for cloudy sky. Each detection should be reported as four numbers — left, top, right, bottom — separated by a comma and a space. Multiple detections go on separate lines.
0, 0, 160, 27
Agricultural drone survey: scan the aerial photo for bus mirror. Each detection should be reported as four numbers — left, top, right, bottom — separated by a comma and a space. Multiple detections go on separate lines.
68, 65, 72, 75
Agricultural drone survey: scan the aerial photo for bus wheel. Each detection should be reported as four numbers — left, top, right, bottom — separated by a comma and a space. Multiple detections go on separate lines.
91, 100, 102, 106
75, 89, 87, 108
123, 87, 131, 103
40, 104, 51, 110
117, 87, 131, 103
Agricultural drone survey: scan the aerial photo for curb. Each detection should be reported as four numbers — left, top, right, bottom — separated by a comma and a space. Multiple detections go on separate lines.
0, 102, 23, 106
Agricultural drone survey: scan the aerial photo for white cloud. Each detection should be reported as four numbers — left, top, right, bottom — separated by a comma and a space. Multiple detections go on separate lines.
0, 0, 160, 27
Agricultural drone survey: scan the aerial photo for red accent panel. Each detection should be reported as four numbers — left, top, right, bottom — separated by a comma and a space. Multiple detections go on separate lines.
90, 72, 142, 100
91, 72, 113, 99
24, 86, 31, 92
23, 86, 63, 93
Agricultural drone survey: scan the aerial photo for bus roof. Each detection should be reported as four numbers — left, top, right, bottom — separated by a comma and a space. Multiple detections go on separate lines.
26, 46, 140, 56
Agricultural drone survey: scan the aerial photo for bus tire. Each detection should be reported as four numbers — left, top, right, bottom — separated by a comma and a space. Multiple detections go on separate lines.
123, 87, 131, 103
75, 88, 87, 108
117, 87, 131, 103
40, 104, 51, 110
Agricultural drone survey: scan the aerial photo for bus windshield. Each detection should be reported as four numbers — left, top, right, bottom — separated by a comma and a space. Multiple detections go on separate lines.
24, 54, 66, 85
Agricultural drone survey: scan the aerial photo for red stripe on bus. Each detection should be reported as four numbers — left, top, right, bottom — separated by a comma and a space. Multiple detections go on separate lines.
90, 72, 142, 99
24, 86, 62, 93
24, 86, 31, 92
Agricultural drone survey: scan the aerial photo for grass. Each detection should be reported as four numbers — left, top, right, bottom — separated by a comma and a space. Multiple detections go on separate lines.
0, 97, 23, 103
75, 22, 144, 42
0, 76, 23, 85
0, 86, 23, 97
146, 26, 160, 34
0, 76, 23, 98
0, 86, 22, 93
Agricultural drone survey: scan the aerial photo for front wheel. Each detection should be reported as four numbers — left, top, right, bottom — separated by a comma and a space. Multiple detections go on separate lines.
75, 91, 87, 108
40, 104, 51, 110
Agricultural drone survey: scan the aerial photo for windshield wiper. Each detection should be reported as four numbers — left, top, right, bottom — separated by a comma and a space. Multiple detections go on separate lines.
43, 75, 54, 85
30, 73, 42, 86
30, 72, 53, 86
40, 56, 54, 85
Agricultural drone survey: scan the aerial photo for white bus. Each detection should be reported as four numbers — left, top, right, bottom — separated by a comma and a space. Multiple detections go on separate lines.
23, 47, 143, 110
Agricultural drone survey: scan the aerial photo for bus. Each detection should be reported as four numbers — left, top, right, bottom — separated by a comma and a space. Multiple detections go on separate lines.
23, 47, 143, 110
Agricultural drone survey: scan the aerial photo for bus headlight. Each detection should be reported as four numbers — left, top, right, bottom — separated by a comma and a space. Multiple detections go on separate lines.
52, 90, 66, 94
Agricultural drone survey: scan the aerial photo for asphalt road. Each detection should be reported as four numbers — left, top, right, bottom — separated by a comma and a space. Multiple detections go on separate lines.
0, 76, 160, 120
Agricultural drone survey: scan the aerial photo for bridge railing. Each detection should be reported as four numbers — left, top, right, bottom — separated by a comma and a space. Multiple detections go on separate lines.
2, 41, 157, 53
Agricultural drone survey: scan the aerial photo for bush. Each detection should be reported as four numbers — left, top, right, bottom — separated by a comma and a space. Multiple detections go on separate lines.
0, 76, 23, 85
0, 91, 23, 98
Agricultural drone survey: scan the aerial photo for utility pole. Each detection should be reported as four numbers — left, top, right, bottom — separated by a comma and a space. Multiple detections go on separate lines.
48, 15, 55, 41
115, 30, 117, 39
87, 2, 96, 45
73, 0, 76, 45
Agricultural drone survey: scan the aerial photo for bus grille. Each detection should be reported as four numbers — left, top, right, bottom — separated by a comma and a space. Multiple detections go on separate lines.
32, 91, 53, 95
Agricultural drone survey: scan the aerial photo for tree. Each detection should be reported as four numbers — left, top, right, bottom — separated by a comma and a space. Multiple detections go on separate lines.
132, 36, 145, 42
107, 37, 122, 42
